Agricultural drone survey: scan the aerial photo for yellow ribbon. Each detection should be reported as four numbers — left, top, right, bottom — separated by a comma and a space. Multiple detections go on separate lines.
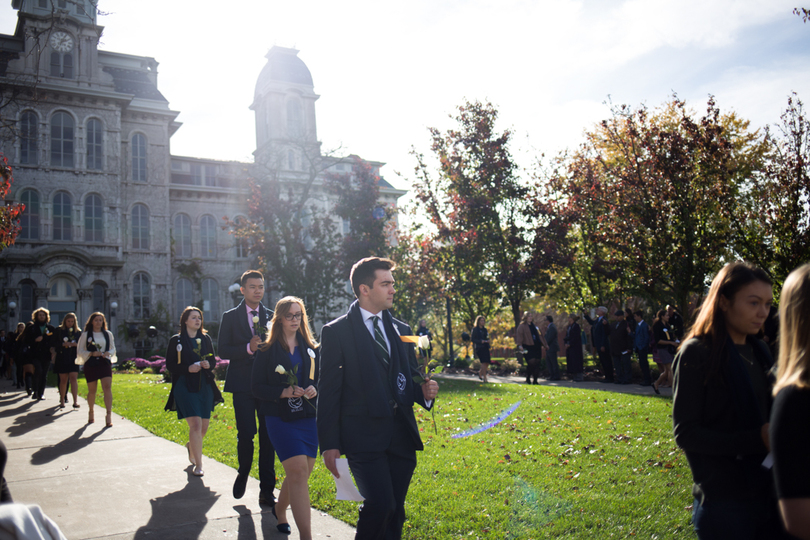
399, 335, 419, 344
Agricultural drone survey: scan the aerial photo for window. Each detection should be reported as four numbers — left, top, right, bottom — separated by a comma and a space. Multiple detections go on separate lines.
205, 165, 217, 187
131, 133, 147, 182
20, 283, 34, 322
133, 273, 150, 319
202, 278, 219, 322
190, 163, 202, 186
38, 0, 47, 7
48, 277, 77, 325
50, 112, 74, 167
49, 51, 73, 79
131, 204, 149, 249
52, 192, 72, 241
86, 119, 103, 170
287, 99, 303, 137
92, 283, 105, 313
19, 190, 40, 240
234, 217, 247, 258
176, 278, 193, 319
20, 111, 38, 165
84, 194, 103, 242
287, 149, 296, 170
200, 215, 216, 258
173, 214, 191, 257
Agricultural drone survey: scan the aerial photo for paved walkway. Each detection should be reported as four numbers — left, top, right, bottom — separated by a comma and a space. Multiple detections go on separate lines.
0, 382, 355, 539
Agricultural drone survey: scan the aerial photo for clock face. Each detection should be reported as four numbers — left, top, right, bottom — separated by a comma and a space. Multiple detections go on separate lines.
49, 31, 74, 53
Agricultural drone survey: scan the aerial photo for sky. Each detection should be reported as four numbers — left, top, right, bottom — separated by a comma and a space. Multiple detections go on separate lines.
2, 0, 809, 197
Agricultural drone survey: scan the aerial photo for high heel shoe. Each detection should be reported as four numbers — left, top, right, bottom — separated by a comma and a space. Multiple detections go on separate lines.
652, 382, 660, 395
192, 467, 204, 477
88, 411, 94, 424
186, 442, 196, 466
105, 413, 113, 428
271, 506, 291, 534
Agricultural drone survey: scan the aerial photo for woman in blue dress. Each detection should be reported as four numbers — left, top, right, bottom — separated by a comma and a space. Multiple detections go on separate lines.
252, 296, 319, 538
164, 306, 223, 477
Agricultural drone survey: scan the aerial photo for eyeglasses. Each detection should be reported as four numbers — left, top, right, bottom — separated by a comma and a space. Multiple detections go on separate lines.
284, 313, 303, 321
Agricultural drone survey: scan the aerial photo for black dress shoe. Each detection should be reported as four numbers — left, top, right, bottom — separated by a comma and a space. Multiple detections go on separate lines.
232, 473, 248, 499
271, 507, 291, 534
259, 492, 276, 507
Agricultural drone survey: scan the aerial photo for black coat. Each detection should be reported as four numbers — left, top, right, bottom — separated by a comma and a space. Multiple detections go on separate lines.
252, 334, 319, 418
317, 301, 432, 455
164, 332, 224, 412
22, 322, 55, 363
218, 300, 272, 393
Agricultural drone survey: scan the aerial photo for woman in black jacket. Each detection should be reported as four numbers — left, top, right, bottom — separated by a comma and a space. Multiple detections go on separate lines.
164, 307, 223, 477
252, 296, 319, 538
471, 316, 491, 383
673, 262, 787, 539
564, 315, 584, 381
54, 312, 81, 409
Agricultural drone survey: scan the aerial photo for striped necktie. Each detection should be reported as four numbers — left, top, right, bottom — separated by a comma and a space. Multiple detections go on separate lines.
372, 316, 390, 365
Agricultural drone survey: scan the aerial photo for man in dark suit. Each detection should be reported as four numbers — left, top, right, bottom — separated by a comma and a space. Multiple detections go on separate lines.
591, 306, 613, 383
543, 316, 560, 380
218, 270, 276, 506
609, 310, 632, 384
318, 257, 439, 539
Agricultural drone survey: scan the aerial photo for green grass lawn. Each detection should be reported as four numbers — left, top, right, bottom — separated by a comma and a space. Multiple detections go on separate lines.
74, 373, 694, 539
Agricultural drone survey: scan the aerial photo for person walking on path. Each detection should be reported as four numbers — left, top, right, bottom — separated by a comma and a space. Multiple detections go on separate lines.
22, 308, 55, 401
218, 270, 276, 507
565, 315, 584, 381
588, 307, 613, 382
471, 316, 492, 383
77, 312, 116, 427
515, 312, 539, 384
769, 263, 810, 539
318, 257, 438, 539
673, 262, 787, 539
609, 310, 633, 384
253, 297, 320, 538
633, 311, 653, 386
7, 323, 25, 390
54, 313, 81, 409
544, 316, 561, 380
652, 309, 678, 394
165, 307, 224, 477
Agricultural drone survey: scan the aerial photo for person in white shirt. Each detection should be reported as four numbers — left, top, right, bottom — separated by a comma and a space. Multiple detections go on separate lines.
77, 312, 116, 427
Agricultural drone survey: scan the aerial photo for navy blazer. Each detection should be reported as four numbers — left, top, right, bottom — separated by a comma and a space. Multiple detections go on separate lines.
317, 301, 432, 455
218, 299, 272, 393
252, 334, 319, 418
592, 316, 610, 351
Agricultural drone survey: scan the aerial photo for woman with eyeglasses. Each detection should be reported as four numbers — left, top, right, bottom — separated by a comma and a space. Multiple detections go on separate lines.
252, 297, 319, 538
164, 306, 224, 477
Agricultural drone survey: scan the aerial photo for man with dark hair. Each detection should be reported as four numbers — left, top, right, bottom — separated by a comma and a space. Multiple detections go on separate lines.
609, 310, 633, 385
633, 311, 652, 386
218, 270, 276, 506
544, 315, 560, 380
666, 305, 684, 339
318, 257, 439, 538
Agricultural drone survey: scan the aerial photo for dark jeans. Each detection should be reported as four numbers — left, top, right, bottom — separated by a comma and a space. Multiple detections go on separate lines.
597, 348, 614, 382
692, 497, 789, 540
33, 359, 50, 399
232, 392, 276, 498
635, 347, 652, 384
348, 415, 417, 540
613, 352, 632, 384
546, 348, 560, 379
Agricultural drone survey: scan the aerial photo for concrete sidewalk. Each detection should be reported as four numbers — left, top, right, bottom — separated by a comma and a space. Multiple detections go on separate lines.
0, 382, 355, 539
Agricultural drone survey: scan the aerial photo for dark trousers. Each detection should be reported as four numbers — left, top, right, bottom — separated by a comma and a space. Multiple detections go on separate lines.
692, 497, 790, 540
613, 352, 632, 384
635, 347, 652, 384
33, 359, 50, 398
15, 358, 23, 387
232, 392, 276, 497
546, 348, 560, 379
597, 348, 614, 382
348, 414, 417, 540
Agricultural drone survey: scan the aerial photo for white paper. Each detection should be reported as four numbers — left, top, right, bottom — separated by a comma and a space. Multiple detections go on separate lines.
333, 458, 364, 501
761, 452, 773, 469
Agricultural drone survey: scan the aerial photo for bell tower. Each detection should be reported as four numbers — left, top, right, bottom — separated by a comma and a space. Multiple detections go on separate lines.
251, 47, 320, 171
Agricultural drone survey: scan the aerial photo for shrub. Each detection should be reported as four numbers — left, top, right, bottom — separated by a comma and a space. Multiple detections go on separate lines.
453, 357, 470, 369
500, 358, 521, 373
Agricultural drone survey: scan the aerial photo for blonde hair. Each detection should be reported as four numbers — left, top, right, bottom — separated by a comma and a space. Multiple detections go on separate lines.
774, 264, 810, 395
59, 312, 80, 332
259, 296, 318, 352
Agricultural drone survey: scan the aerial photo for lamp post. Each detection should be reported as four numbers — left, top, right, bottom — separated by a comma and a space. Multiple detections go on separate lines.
228, 283, 241, 307
110, 301, 118, 318
8, 301, 16, 319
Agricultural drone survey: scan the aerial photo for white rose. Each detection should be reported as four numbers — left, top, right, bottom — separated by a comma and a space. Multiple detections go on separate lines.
307, 348, 316, 359
252, 316, 260, 324
275, 365, 286, 375
418, 335, 430, 350
196, 338, 201, 346
63, 337, 68, 342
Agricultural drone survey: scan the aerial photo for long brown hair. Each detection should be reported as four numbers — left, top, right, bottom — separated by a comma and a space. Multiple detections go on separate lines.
178, 306, 207, 335
683, 262, 772, 382
259, 296, 317, 352
59, 312, 80, 332
774, 264, 810, 395
84, 312, 108, 333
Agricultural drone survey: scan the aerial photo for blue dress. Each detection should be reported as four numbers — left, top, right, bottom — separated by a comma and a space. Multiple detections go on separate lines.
265, 347, 318, 461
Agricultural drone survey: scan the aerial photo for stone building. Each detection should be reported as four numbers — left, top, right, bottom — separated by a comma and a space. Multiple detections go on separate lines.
0, 1, 405, 354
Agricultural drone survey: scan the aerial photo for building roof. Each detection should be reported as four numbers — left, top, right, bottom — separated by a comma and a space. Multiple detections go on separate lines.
254, 46, 313, 98
102, 66, 167, 102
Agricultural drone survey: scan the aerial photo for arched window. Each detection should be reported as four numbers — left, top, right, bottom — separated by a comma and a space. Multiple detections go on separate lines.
20, 283, 35, 322
133, 273, 150, 319
131, 204, 149, 249
48, 277, 77, 325
173, 214, 191, 257
86, 118, 103, 170
92, 283, 106, 313
52, 191, 72, 241
51, 112, 74, 167
287, 99, 303, 137
200, 215, 216, 258
49, 51, 73, 79
202, 278, 219, 322
19, 190, 40, 240
84, 194, 103, 242
131, 133, 147, 182
176, 278, 193, 319
20, 111, 38, 165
